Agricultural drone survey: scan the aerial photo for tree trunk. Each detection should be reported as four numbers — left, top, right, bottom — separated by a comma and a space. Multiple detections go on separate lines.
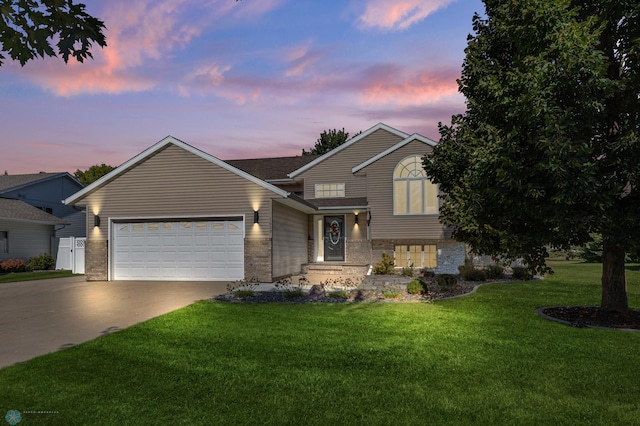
601, 240, 628, 312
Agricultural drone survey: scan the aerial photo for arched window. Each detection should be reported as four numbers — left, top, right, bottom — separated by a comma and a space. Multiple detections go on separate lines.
393, 156, 438, 215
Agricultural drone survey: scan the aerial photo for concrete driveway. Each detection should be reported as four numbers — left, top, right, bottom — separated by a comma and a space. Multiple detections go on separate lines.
0, 276, 228, 369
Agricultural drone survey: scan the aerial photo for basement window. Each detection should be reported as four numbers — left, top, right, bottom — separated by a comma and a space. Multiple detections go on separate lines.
394, 244, 437, 268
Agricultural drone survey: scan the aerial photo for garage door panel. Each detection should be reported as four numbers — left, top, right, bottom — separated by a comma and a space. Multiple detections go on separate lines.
227, 250, 244, 262
194, 235, 209, 246
113, 219, 244, 281
146, 250, 162, 262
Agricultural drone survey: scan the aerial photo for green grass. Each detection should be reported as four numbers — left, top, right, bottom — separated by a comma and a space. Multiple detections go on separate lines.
0, 270, 78, 283
1, 262, 639, 425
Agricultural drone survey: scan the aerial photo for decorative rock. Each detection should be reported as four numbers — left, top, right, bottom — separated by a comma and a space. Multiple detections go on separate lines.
308, 285, 325, 299
349, 289, 376, 302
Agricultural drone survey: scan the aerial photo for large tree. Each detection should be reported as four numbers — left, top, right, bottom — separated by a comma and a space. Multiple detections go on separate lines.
302, 128, 360, 155
424, 0, 640, 312
74, 163, 114, 186
0, 0, 106, 66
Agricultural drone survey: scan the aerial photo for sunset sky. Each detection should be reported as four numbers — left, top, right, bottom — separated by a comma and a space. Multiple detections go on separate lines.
0, 0, 484, 175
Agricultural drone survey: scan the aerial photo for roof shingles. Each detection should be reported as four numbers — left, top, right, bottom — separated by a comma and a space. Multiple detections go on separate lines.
0, 199, 67, 224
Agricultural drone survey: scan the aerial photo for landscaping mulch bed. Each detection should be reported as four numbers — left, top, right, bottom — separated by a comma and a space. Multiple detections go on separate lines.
541, 306, 640, 330
214, 281, 479, 304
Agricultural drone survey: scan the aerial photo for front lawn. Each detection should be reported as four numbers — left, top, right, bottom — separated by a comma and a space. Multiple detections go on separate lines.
0, 270, 78, 283
1, 262, 638, 425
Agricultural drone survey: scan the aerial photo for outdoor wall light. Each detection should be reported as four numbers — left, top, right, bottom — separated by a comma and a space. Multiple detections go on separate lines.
253, 210, 259, 224
367, 211, 371, 226
354, 213, 359, 225
94, 215, 101, 227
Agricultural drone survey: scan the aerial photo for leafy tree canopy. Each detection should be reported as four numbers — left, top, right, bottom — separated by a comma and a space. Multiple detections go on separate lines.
424, 0, 640, 311
74, 163, 114, 186
0, 0, 106, 66
302, 128, 361, 156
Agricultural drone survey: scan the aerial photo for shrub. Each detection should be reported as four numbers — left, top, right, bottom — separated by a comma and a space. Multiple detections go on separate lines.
458, 265, 487, 281
282, 289, 305, 299
406, 279, 426, 295
511, 266, 533, 281
0, 258, 27, 273
373, 252, 395, 275
485, 264, 504, 280
383, 290, 402, 299
327, 290, 349, 299
421, 268, 435, 279
227, 277, 260, 294
319, 276, 362, 290
234, 290, 255, 298
26, 253, 55, 271
400, 265, 414, 277
436, 274, 458, 290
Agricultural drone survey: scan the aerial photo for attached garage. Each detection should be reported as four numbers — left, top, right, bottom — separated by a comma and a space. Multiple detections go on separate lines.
112, 218, 244, 281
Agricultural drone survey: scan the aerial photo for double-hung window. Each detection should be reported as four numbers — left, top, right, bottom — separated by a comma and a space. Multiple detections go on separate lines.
315, 183, 345, 198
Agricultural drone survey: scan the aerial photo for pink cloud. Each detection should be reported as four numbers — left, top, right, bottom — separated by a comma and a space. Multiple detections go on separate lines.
284, 43, 322, 77
358, 0, 457, 31
13, 0, 284, 96
357, 64, 460, 106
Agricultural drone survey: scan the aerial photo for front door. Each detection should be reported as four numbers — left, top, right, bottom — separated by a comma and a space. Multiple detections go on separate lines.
323, 215, 345, 261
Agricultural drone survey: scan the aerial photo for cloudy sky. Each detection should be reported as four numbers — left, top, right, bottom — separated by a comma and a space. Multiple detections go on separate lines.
0, 0, 484, 174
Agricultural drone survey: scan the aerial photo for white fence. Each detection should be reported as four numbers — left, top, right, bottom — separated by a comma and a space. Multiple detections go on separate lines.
55, 237, 86, 274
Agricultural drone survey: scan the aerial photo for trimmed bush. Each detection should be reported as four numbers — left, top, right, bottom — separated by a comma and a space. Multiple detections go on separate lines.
0, 258, 27, 273
458, 265, 487, 281
485, 264, 504, 280
511, 266, 533, 281
436, 274, 458, 289
373, 252, 395, 275
406, 279, 426, 295
26, 253, 55, 271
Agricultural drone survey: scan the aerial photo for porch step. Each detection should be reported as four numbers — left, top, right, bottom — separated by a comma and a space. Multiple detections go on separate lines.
301, 263, 369, 276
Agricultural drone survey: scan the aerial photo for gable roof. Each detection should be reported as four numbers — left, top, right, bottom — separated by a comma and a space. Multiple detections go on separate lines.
351, 134, 438, 173
64, 136, 295, 206
0, 198, 67, 224
288, 123, 409, 178
226, 155, 319, 181
0, 172, 81, 194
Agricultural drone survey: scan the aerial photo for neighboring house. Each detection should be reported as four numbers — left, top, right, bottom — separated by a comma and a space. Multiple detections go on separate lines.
0, 198, 67, 262
64, 123, 466, 282
0, 172, 86, 262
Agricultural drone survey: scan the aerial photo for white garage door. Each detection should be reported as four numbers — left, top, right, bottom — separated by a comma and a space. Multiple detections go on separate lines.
112, 219, 244, 281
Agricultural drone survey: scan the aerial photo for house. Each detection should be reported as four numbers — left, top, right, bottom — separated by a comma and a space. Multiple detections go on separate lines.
0, 172, 85, 262
64, 123, 466, 282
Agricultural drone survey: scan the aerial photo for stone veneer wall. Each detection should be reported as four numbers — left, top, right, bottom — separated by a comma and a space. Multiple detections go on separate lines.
346, 239, 372, 265
85, 238, 108, 281
244, 239, 272, 282
371, 239, 466, 275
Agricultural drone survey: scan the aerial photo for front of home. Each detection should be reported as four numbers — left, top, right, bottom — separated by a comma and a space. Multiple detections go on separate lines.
64, 123, 465, 282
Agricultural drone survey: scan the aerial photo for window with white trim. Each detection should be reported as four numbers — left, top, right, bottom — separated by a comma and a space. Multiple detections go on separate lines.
394, 244, 437, 268
393, 156, 438, 214
315, 183, 345, 198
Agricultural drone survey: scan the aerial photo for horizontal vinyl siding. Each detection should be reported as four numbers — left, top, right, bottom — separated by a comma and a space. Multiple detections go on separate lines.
299, 129, 404, 199
0, 220, 54, 261
82, 144, 277, 239
272, 201, 307, 277
357, 141, 451, 240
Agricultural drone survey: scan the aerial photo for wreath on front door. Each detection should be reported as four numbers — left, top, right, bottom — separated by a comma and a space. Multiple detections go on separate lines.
329, 220, 341, 245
